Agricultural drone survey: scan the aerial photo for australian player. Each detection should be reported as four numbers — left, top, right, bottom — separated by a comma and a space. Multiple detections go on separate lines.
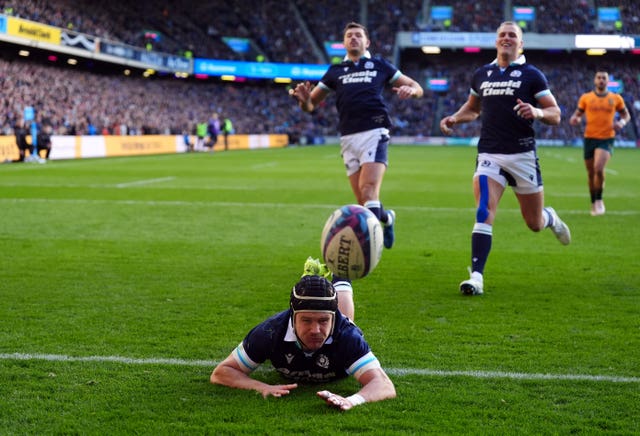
439, 21, 571, 296
289, 22, 423, 250
569, 69, 631, 216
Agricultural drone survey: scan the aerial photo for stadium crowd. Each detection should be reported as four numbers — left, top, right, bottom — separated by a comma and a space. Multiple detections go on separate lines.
3, 0, 639, 61
0, 57, 325, 138
0, 0, 638, 143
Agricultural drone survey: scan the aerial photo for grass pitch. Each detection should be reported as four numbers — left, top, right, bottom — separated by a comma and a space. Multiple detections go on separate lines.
1, 145, 639, 434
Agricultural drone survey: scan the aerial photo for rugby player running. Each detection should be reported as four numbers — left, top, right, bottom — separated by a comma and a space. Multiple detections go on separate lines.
439, 21, 571, 296
290, 22, 423, 252
569, 68, 631, 216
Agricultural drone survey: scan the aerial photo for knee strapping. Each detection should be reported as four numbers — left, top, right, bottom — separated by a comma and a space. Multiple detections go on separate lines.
333, 280, 353, 294
476, 175, 489, 223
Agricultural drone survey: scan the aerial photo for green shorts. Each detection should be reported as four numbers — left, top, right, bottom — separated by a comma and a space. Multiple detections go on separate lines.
583, 138, 614, 160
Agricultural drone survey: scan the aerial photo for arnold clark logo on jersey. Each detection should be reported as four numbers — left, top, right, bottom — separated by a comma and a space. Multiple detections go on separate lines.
480, 70, 523, 96
339, 68, 378, 84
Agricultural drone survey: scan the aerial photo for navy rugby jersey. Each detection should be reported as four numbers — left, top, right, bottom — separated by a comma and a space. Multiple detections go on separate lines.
318, 55, 402, 136
470, 55, 552, 154
231, 310, 381, 383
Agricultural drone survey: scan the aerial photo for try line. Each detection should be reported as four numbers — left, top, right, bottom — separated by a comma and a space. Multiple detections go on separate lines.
1, 352, 637, 384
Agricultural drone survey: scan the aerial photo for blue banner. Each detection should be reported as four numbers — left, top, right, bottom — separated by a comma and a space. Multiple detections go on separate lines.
193, 58, 329, 80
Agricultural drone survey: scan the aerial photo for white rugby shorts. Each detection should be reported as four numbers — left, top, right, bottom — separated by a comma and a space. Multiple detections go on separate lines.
475, 151, 543, 194
340, 128, 390, 176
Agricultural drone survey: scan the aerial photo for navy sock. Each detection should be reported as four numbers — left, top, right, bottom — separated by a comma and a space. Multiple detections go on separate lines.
471, 223, 492, 275
364, 200, 388, 223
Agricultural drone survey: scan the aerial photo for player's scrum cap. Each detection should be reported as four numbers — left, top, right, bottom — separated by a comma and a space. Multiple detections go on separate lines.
290, 275, 338, 313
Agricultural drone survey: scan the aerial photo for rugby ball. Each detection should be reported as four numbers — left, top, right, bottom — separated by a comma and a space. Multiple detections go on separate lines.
320, 205, 383, 280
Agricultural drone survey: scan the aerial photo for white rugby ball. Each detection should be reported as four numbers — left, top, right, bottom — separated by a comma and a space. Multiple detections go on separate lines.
320, 205, 383, 280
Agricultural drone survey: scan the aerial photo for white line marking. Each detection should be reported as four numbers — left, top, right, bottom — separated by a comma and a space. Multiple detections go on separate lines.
1, 353, 637, 383
0, 198, 339, 209
0, 198, 637, 216
0, 182, 255, 190
0, 352, 214, 367
115, 177, 175, 188
386, 368, 640, 383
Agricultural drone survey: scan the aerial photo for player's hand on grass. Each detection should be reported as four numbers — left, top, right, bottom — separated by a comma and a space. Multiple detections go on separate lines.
262, 383, 298, 398
317, 390, 353, 411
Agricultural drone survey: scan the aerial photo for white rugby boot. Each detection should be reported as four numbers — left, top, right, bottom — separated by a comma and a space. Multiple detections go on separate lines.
545, 207, 571, 245
591, 200, 605, 216
460, 269, 484, 296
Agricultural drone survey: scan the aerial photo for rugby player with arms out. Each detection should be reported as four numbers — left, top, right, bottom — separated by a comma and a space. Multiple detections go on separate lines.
440, 21, 571, 296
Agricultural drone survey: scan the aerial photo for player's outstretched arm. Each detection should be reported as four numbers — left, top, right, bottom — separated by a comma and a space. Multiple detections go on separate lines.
569, 108, 583, 126
392, 74, 424, 99
289, 81, 329, 113
440, 94, 481, 135
211, 354, 298, 398
317, 367, 396, 411
614, 107, 631, 132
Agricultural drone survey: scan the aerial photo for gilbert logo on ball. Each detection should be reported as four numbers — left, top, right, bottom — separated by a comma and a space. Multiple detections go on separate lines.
320, 205, 383, 280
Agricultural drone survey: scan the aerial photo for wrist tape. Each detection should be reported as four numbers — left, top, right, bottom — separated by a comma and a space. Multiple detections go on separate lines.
346, 393, 366, 406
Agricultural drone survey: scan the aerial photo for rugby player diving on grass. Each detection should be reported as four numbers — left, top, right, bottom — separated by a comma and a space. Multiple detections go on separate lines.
210, 259, 395, 411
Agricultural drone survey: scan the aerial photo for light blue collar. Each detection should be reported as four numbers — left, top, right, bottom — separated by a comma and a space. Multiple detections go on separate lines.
343, 50, 372, 62
490, 54, 526, 66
